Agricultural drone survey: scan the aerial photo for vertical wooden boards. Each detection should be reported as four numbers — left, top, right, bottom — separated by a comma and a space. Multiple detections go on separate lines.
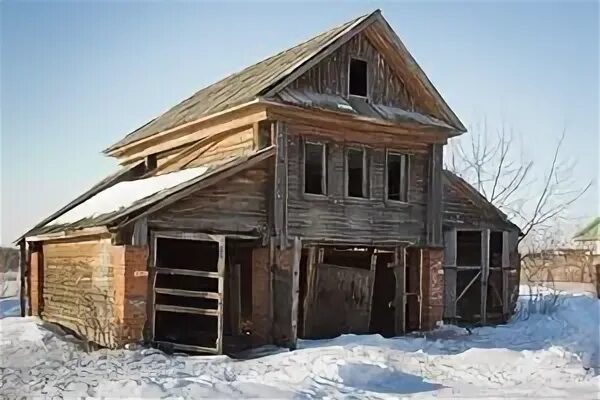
132, 217, 148, 247
272, 245, 296, 347
365, 250, 378, 329
273, 121, 288, 249
19, 240, 27, 317
443, 229, 457, 320
251, 246, 271, 345
480, 229, 490, 325
302, 246, 317, 338
289, 237, 302, 348
501, 231, 510, 318
393, 245, 406, 335
216, 235, 225, 355
303, 263, 374, 338
426, 143, 443, 246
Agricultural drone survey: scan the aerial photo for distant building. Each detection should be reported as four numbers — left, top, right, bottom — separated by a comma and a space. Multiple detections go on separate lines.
574, 217, 600, 255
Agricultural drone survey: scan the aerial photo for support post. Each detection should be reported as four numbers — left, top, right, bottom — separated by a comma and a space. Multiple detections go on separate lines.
302, 246, 317, 337
19, 240, 27, 317
290, 237, 301, 348
426, 143, 443, 246
393, 245, 406, 335
501, 231, 510, 319
273, 121, 288, 249
443, 229, 457, 320
481, 229, 490, 325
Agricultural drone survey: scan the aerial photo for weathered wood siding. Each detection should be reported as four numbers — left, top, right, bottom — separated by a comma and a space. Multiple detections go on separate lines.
42, 237, 119, 347
156, 127, 255, 174
148, 162, 270, 236
289, 31, 418, 112
286, 123, 429, 244
303, 263, 373, 339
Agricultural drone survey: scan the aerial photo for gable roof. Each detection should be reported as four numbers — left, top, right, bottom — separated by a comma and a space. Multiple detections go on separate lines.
23, 148, 274, 240
573, 217, 600, 242
442, 170, 521, 232
105, 9, 465, 154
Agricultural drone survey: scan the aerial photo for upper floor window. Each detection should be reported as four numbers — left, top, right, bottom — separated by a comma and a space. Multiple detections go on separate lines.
387, 151, 409, 202
349, 58, 368, 97
346, 148, 367, 198
304, 141, 327, 195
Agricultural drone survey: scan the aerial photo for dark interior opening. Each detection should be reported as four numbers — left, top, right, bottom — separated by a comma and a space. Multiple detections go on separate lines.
456, 269, 481, 322
456, 231, 482, 266
369, 251, 395, 337
387, 153, 408, 202
153, 237, 221, 351
322, 247, 372, 269
155, 312, 217, 348
156, 238, 218, 272
347, 148, 366, 198
224, 239, 254, 342
304, 142, 326, 195
349, 58, 368, 97
487, 232, 504, 319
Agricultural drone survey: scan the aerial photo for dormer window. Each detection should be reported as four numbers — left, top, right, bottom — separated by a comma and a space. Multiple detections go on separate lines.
349, 58, 368, 97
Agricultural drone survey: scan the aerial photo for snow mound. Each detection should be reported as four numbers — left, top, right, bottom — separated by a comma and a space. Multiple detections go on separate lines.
0, 288, 598, 398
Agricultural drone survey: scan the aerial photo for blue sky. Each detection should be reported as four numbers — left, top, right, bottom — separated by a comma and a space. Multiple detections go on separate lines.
1, 1, 598, 244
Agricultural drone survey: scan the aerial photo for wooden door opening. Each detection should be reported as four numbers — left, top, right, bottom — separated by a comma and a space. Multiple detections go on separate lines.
487, 231, 504, 322
369, 251, 395, 337
151, 233, 224, 354
455, 231, 482, 323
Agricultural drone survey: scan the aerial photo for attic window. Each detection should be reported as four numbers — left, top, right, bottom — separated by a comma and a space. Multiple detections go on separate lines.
349, 58, 368, 97
304, 141, 327, 195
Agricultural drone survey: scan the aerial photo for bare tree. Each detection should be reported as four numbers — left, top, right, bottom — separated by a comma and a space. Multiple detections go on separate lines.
446, 119, 591, 246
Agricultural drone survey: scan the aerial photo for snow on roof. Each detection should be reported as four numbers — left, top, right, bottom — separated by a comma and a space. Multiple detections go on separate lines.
47, 166, 209, 227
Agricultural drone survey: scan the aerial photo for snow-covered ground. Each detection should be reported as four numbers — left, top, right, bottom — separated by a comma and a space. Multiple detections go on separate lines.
1, 286, 598, 399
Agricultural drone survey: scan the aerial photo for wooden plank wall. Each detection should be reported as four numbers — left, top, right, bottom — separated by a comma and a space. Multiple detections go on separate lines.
155, 127, 255, 174
148, 162, 271, 237
289, 31, 418, 113
41, 237, 120, 348
285, 123, 429, 244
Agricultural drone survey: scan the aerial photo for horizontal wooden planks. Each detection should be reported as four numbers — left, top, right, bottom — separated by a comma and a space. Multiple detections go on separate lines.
285, 124, 428, 244
41, 238, 120, 348
148, 162, 271, 235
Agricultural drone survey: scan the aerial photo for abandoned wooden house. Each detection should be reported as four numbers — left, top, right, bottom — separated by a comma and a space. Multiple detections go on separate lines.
18, 10, 520, 355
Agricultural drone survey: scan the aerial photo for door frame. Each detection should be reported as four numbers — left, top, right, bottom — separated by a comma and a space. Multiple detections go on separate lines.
149, 230, 225, 354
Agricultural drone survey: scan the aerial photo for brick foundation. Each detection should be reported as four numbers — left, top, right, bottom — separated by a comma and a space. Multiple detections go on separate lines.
111, 245, 149, 345
421, 247, 444, 330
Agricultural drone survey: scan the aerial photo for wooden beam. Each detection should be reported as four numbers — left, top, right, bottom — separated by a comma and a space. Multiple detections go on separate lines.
26, 226, 111, 242
155, 304, 219, 316
273, 121, 288, 249
366, 249, 378, 330
105, 99, 262, 156
443, 229, 457, 320
502, 231, 510, 317
290, 237, 301, 348
153, 341, 219, 355
19, 240, 27, 317
302, 246, 317, 338
154, 288, 221, 299
265, 101, 449, 144
393, 245, 406, 335
481, 229, 490, 325
155, 268, 220, 278
116, 108, 268, 164
426, 143, 443, 245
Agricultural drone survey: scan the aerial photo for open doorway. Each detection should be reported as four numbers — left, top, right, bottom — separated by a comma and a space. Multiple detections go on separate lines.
487, 231, 504, 321
369, 251, 395, 337
152, 235, 223, 354
455, 231, 482, 323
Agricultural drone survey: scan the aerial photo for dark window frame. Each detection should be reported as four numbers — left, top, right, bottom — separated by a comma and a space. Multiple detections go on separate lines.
303, 140, 328, 196
348, 57, 368, 98
385, 150, 410, 203
345, 146, 369, 199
